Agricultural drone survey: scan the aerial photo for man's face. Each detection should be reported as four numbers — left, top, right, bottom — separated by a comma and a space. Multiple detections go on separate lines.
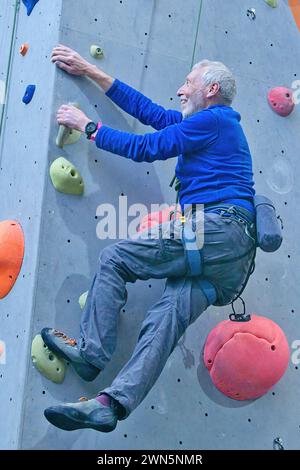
177, 67, 208, 118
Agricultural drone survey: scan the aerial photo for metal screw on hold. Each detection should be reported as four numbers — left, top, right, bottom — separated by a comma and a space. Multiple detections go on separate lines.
247, 8, 256, 20
273, 437, 285, 450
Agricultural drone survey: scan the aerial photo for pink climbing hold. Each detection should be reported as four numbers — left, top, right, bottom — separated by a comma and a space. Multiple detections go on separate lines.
203, 314, 289, 400
267, 87, 295, 117
137, 206, 179, 232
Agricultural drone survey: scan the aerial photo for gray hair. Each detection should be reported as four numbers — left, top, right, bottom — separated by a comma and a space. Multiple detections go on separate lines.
192, 60, 237, 105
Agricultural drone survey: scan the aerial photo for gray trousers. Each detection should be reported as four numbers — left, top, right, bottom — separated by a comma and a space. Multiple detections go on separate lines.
79, 206, 256, 419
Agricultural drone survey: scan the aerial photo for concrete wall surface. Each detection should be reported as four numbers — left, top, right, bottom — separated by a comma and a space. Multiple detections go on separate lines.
0, 0, 299, 450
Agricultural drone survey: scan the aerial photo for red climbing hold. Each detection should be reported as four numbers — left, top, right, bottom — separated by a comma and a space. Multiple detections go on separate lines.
137, 206, 179, 232
203, 314, 289, 400
0, 220, 25, 299
268, 87, 295, 117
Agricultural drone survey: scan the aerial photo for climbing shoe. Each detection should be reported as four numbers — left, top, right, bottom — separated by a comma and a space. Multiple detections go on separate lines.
44, 398, 118, 432
41, 328, 100, 382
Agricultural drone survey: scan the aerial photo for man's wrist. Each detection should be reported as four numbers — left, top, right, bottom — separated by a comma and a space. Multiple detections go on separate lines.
80, 118, 92, 133
90, 121, 102, 141
86, 66, 114, 92
86, 64, 99, 79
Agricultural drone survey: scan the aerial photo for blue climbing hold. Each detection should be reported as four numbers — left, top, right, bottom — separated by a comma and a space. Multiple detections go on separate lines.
22, 0, 40, 16
22, 85, 36, 104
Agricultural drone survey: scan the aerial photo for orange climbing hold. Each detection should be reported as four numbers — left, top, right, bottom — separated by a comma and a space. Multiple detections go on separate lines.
0, 220, 24, 299
288, 0, 300, 32
19, 43, 29, 56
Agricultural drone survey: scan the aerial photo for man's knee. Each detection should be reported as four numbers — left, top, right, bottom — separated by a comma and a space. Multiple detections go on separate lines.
99, 243, 119, 264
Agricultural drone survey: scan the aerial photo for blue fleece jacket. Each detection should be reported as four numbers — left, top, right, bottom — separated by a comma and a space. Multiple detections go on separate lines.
95, 79, 255, 213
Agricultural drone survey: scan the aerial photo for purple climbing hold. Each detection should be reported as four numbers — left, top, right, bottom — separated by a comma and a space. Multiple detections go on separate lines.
22, 85, 36, 104
22, 0, 40, 16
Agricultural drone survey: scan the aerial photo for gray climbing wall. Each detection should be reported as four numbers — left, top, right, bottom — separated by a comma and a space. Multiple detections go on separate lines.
0, 0, 299, 450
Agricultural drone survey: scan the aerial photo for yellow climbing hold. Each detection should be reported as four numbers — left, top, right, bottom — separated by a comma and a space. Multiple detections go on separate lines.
31, 334, 66, 384
50, 157, 84, 195
56, 103, 81, 148
90, 45, 104, 59
79, 290, 89, 310
265, 0, 277, 7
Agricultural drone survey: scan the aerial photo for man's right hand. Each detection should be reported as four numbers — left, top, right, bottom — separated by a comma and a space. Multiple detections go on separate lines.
51, 43, 114, 92
51, 44, 95, 76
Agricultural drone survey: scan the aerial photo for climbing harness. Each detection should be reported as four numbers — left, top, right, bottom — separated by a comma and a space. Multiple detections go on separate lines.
169, 175, 258, 311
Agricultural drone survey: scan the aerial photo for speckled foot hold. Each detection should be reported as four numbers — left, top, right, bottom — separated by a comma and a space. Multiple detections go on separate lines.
56, 103, 81, 148
79, 291, 88, 310
22, 0, 40, 16
50, 157, 84, 195
0, 220, 24, 299
31, 335, 66, 384
22, 84, 36, 104
265, 0, 277, 7
90, 45, 104, 59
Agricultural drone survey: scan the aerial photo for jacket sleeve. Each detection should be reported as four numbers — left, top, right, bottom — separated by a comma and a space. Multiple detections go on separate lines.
105, 79, 183, 130
95, 109, 219, 163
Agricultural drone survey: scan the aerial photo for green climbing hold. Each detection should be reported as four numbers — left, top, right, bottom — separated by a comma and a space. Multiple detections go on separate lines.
50, 157, 84, 195
265, 0, 277, 7
56, 103, 81, 148
90, 45, 104, 59
56, 126, 81, 148
79, 290, 88, 310
31, 334, 66, 384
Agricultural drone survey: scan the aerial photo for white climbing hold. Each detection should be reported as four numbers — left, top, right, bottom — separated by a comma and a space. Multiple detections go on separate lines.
90, 45, 104, 59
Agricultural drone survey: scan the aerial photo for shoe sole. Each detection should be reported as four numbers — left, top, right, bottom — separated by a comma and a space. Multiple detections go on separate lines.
41, 328, 100, 382
44, 408, 116, 433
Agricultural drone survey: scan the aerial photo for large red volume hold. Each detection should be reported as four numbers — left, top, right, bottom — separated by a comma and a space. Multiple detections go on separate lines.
203, 315, 289, 400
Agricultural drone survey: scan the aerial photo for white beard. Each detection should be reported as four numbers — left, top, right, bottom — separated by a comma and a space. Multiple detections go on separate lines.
181, 91, 206, 119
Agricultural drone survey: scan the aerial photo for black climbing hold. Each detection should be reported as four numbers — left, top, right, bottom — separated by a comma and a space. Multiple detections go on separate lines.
22, 85, 36, 104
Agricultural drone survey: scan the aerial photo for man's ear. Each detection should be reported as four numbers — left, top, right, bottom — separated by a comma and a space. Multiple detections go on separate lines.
208, 83, 220, 97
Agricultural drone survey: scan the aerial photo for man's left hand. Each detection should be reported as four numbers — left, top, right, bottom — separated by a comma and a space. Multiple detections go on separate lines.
56, 104, 92, 132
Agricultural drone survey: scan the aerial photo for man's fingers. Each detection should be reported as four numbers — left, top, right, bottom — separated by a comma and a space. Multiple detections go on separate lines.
55, 44, 73, 52
58, 104, 70, 112
52, 46, 75, 57
51, 48, 71, 57
55, 62, 74, 73
51, 50, 69, 59
51, 53, 70, 63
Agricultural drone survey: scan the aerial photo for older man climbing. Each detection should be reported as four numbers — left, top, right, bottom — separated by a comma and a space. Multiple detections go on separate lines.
41, 45, 256, 432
